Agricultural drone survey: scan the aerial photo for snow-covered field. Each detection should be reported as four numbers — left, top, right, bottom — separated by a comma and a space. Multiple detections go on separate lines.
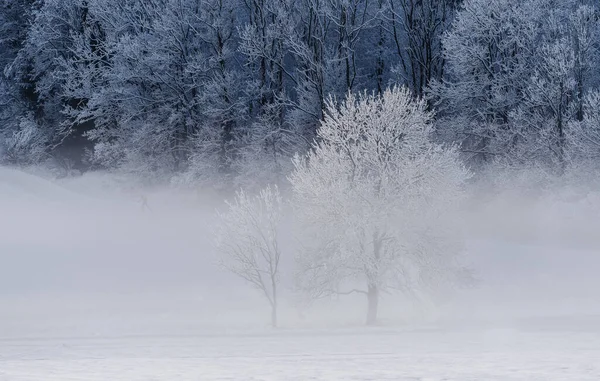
1, 322, 600, 380
2, 168, 600, 380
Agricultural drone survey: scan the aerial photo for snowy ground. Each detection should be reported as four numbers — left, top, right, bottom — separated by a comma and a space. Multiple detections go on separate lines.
2, 168, 600, 380
1, 322, 600, 380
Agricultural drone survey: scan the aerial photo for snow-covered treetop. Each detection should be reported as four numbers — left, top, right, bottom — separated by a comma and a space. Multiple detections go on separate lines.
290, 87, 470, 299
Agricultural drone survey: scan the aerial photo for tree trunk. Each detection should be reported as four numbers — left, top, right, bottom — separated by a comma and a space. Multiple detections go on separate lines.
271, 302, 278, 328
270, 278, 278, 328
366, 283, 379, 326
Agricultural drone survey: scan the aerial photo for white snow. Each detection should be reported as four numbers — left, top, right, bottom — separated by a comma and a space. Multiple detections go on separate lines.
1, 325, 599, 380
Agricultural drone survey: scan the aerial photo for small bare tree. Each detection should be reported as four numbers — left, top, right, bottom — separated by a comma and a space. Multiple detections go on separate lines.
214, 185, 283, 327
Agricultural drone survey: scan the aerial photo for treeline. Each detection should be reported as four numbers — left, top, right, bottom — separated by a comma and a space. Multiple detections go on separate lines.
0, 0, 599, 185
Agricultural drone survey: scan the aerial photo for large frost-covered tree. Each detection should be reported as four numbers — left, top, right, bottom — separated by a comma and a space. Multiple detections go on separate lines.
290, 87, 470, 325
429, 0, 541, 164
386, 0, 458, 96
0, 0, 37, 162
81, 0, 245, 177
568, 90, 600, 168
1, 0, 88, 166
430, 0, 600, 171
11, 0, 113, 167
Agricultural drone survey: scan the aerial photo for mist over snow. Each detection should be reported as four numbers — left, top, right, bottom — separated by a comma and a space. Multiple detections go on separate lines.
1, 166, 600, 379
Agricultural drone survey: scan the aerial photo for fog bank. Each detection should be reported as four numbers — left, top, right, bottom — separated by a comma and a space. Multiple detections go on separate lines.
1, 167, 600, 339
